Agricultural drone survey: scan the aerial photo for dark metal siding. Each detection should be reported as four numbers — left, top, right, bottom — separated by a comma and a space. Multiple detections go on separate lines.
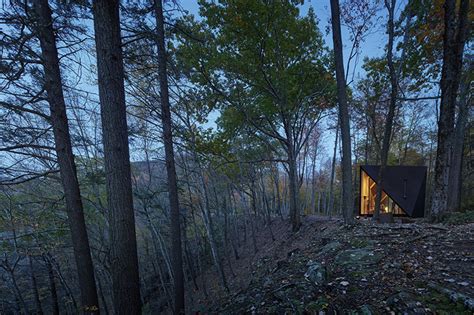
360, 165, 427, 217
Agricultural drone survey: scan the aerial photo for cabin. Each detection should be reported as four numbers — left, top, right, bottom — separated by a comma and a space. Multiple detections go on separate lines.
359, 165, 427, 217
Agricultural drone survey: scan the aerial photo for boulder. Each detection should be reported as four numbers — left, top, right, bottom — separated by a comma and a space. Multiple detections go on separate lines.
386, 291, 427, 314
305, 260, 327, 286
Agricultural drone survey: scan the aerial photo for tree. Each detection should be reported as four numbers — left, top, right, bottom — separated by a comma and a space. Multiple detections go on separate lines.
32, 1, 100, 313
431, 0, 470, 218
92, 0, 141, 312
330, 0, 355, 224
176, 0, 335, 231
373, 0, 398, 220
447, 55, 472, 211
153, 0, 185, 312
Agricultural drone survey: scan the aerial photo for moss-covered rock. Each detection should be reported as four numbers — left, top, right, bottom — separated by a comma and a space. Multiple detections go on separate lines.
304, 260, 327, 286
335, 248, 383, 267
317, 240, 343, 256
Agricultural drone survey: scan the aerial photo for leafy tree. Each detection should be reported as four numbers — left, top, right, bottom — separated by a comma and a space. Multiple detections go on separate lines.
175, 0, 335, 231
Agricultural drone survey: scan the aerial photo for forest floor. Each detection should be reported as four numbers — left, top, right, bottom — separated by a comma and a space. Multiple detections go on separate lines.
188, 214, 474, 314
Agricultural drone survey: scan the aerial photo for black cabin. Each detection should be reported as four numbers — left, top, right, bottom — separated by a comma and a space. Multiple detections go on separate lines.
359, 165, 427, 217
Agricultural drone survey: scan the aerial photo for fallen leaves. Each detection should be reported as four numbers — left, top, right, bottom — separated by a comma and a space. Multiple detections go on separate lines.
197, 218, 473, 314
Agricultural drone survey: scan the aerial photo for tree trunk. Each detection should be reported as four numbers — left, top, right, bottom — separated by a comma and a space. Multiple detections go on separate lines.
182, 214, 198, 290
92, 1, 141, 313
317, 191, 321, 214
374, 0, 397, 221
221, 198, 237, 277
447, 57, 472, 211
144, 208, 174, 284
310, 141, 319, 214
260, 171, 276, 241
96, 275, 110, 315
33, 1, 99, 312
227, 185, 241, 259
239, 189, 258, 253
272, 164, 284, 219
29, 255, 43, 315
287, 147, 301, 231
327, 119, 339, 215
49, 253, 78, 311
431, 0, 470, 218
198, 189, 229, 292
330, 0, 354, 224
9, 264, 28, 314
45, 256, 60, 315
180, 152, 209, 297
153, 2, 186, 312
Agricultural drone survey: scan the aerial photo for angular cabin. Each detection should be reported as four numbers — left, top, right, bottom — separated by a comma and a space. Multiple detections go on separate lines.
359, 165, 427, 217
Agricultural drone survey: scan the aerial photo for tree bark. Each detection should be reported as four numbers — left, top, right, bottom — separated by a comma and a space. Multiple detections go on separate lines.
447, 57, 472, 211
33, 1, 99, 312
374, 0, 397, 221
310, 140, 319, 214
153, 1, 185, 311
327, 119, 339, 215
330, 0, 354, 224
92, 1, 141, 313
272, 164, 284, 219
287, 146, 301, 231
431, 0, 470, 218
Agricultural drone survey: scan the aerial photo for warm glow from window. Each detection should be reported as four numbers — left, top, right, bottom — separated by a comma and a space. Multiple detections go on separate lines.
360, 170, 405, 215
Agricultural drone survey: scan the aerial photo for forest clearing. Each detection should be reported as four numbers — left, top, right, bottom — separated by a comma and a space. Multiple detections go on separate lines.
0, 0, 472, 314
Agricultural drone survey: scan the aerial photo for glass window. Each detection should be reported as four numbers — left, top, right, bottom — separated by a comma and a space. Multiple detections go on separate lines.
360, 170, 405, 215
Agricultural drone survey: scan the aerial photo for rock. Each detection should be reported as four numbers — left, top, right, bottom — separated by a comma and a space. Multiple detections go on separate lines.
340, 281, 349, 286
386, 291, 427, 314
428, 282, 474, 311
335, 248, 383, 268
359, 304, 374, 315
305, 261, 327, 286
347, 304, 374, 315
317, 241, 343, 256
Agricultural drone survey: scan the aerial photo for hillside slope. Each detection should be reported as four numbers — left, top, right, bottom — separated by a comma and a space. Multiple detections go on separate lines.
190, 216, 473, 314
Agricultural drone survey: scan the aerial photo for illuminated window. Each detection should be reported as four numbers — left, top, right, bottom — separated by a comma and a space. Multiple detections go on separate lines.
360, 170, 405, 216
